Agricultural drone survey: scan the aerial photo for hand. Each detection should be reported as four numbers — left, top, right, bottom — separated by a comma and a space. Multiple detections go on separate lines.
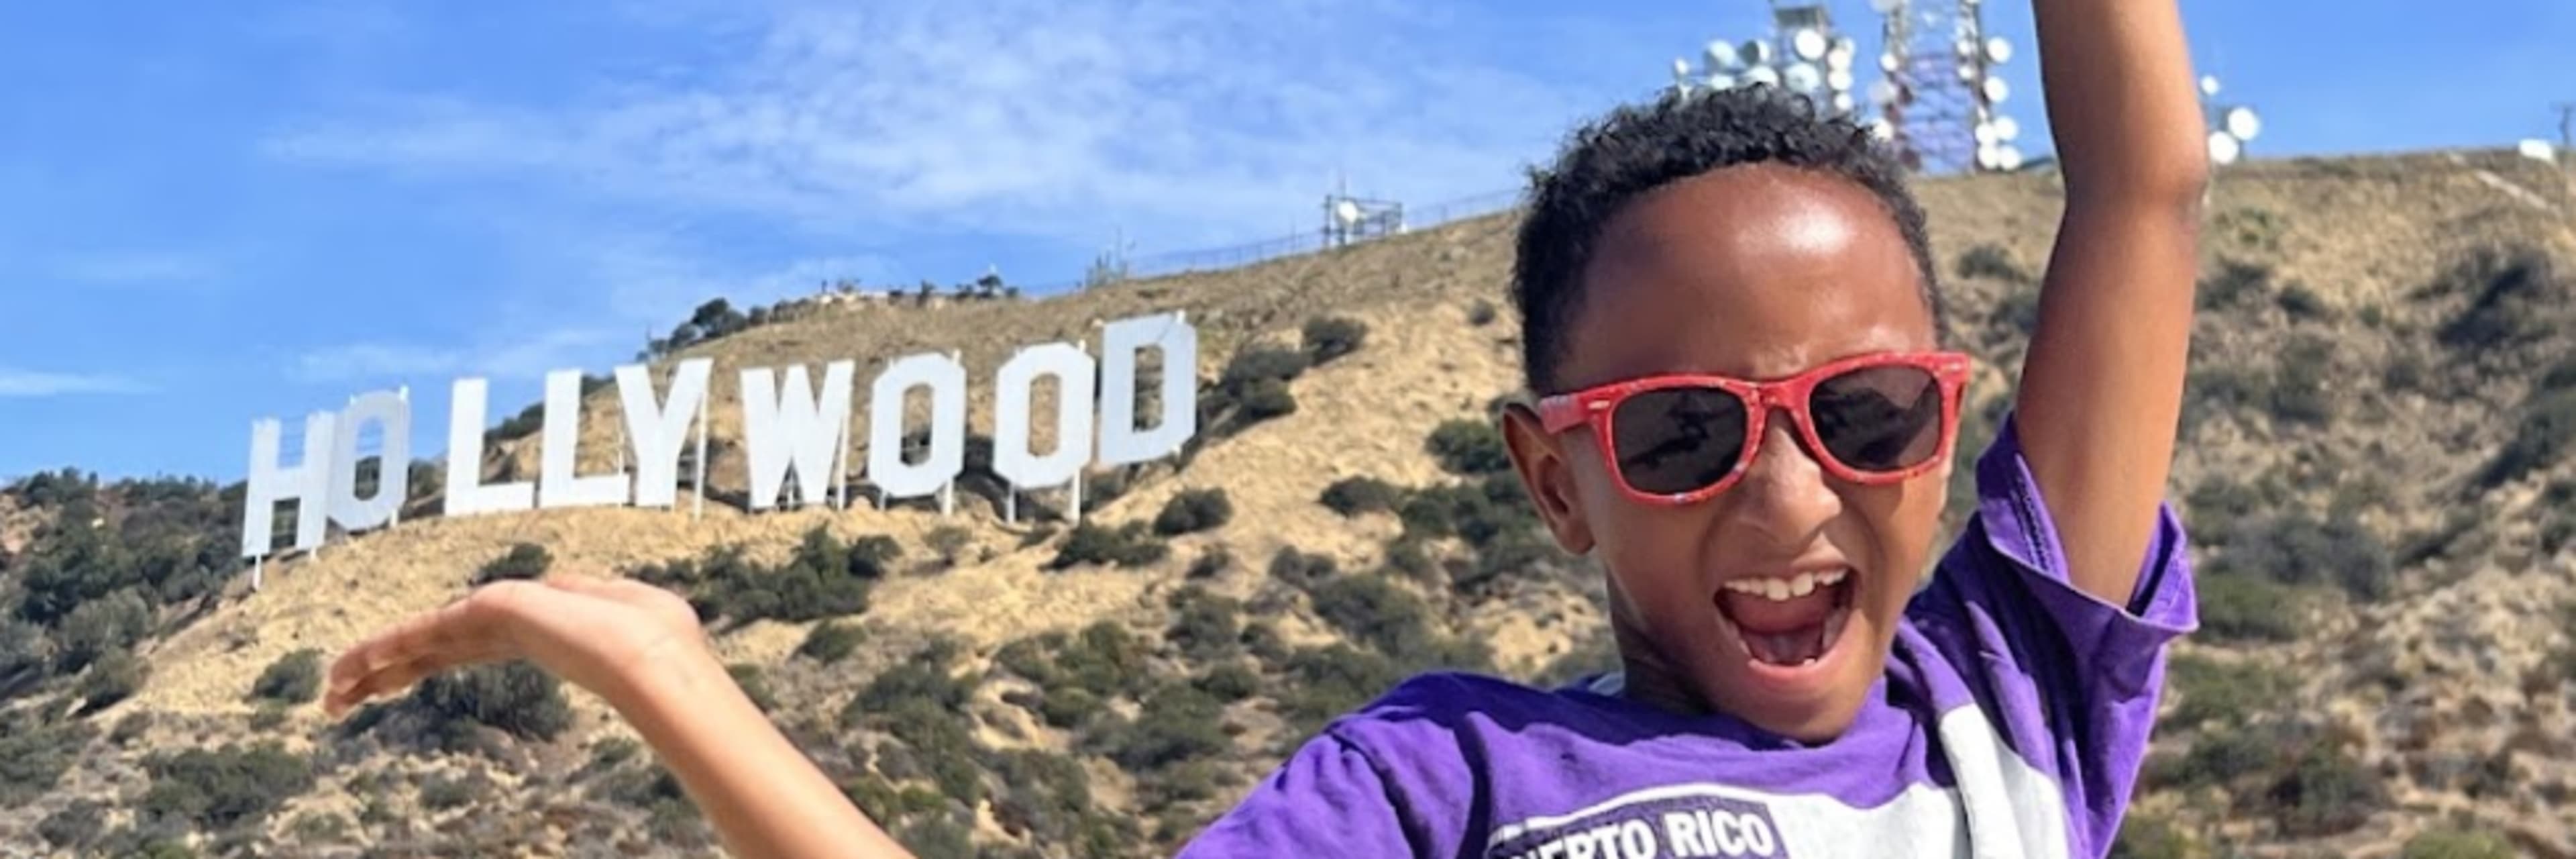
323, 573, 712, 718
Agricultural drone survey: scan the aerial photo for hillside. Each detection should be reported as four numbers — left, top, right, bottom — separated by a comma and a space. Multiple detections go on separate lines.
2, 148, 2574, 858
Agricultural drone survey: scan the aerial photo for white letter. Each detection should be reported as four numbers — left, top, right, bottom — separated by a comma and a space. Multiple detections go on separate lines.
867, 353, 967, 499
1096, 311, 1197, 466
619, 359, 712, 509
1618, 821, 1656, 859
742, 361, 855, 509
1664, 812, 1709, 857
1737, 813, 1775, 856
242, 411, 336, 558
445, 377, 536, 517
329, 391, 411, 532
538, 369, 631, 509
993, 343, 1097, 491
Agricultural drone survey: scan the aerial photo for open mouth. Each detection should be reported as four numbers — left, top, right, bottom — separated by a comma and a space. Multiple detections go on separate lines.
1712, 567, 1857, 668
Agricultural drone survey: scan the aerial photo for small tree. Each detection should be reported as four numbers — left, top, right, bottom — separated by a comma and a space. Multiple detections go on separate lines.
1154, 489, 1234, 536
1321, 476, 1401, 516
474, 543, 552, 585
250, 649, 325, 705
1302, 316, 1370, 364
1427, 419, 1512, 475
924, 526, 973, 568
800, 622, 864, 664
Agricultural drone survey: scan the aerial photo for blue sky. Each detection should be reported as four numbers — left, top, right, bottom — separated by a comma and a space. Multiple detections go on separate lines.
3, 0, 2569, 482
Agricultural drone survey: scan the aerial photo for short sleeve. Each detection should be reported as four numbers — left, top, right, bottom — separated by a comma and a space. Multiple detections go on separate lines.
1177, 729, 1418, 858
1906, 412, 2197, 858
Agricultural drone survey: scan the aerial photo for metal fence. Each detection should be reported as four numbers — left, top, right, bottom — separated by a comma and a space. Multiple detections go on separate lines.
1020, 187, 1527, 294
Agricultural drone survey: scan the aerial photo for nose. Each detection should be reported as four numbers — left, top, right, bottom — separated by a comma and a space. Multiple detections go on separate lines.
1725, 410, 1843, 546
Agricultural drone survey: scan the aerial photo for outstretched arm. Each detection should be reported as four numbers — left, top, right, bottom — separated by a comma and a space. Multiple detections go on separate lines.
325, 576, 914, 859
2015, 0, 2208, 607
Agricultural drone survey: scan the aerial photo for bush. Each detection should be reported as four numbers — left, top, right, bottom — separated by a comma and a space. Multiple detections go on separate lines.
1154, 488, 1234, 536
111, 711, 154, 746
141, 742, 314, 831
1220, 347, 1309, 391
56, 587, 152, 673
474, 543, 551, 585
1196, 662, 1263, 702
2207, 511, 2394, 599
1309, 575, 1438, 658
1990, 286, 2043, 338
1239, 378, 1298, 420
38, 799, 105, 849
1185, 545, 1234, 579
288, 811, 350, 844
1466, 300, 1497, 326
1955, 243, 2030, 283
1427, 419, 1512, 475
2259, 737, 2384, 837
411, 662, 573, 742
2435, 245, 2563, 352
2106, 813, 2193, 859
2276, 283, 2331, 320
924, 526, 973, 567
1049, 522, 1170, 570
1320, 476, 1401, 517
635, 533, 877, 626
1165, 587, 1243, 660
2475, 387, 2576, 490
2165, 654, 2290, 729
799, 621, 865, 664
251, 648, 325, 705
72, 648, 146, 712
2199, 258, 2273, 310
0, 721, 95, 806
1038, 688, 1105, 729
1092, 684, 1230, 771
418, 772, 482, 811
1268, 547, 1339, 589
2194, 574, 2302, 642
1303, 316, 1370, 364
2402, 829, 2517, 859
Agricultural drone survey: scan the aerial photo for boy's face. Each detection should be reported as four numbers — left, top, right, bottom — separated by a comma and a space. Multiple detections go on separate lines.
1504, 163, 1947, 742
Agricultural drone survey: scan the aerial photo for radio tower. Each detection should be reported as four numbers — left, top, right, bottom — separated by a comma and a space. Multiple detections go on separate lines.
1872, 0, 2022, 174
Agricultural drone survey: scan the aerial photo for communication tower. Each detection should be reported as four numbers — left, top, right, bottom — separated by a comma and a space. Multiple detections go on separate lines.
2199, 75, 2263, 167
1322, 182, 1405, 249
1667, 2, 1863, 121
1870, 0, 2021, 173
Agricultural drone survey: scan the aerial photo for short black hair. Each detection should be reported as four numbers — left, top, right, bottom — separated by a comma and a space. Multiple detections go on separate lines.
1511, 86, 1941, 394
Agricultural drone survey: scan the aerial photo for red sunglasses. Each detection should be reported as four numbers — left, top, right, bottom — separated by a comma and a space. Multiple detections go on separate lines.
1536, 350, 1972, 505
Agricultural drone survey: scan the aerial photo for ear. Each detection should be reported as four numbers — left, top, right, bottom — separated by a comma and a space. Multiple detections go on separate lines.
1501, 402, 1597, 555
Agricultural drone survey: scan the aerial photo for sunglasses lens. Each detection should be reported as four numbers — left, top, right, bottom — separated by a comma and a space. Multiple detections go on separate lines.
1811, 364, 1947, 474
1610, 387, 1750, 496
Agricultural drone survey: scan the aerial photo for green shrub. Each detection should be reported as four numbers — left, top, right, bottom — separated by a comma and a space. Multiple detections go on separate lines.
251, 648, 325, 705
1166, 587, 1244, 660
1092, 684, 1230, 771
729, 663, 778, 712
1309, 575, 1437, 658
2106, 813, 2193, 859
1955, 243, 2030, 283
56, 587, 152, 673
2475, 388, 2576, 490
2165, 654, 2290, 729
1466, 300, 1497, 326
2402, 829, 2518, 859
1049, 521, 1171, 570
1221, 346, 1309, 391
2259, 737, 2384, 837
2199, 258, 2273, 310
1990, 286, 2043, 338
2194, 574, 2302, 642
1427, 419, 1512, 475
1320, 476, 1401, 516
2435, 245, 2563, 352
1186, 545, 1234, 579
1154, 488, 1234, 536
411, 662, 573, 742
1302, 316, 1370, 364
141, 742, 314, 831
111, 711, 154, 746
418, 772, 482, 811
78, 649, 148, 712
799, 621, 865, 664
1269, 547, 1340, 589
634, 536, 875, 627
2276, 283, 2331, 320
288, 811, 350, 844
588, 737, 641, 770
474, 543, 551, 585
1197, 662, 1263, 702
37, 799, 105, 850
0, 720, 95, 806
920, 525, 973, 568
1038, 688, 1104, 729
1240, 378, 1298, 420
1057, 623, 1152, 699
2206, 510, 2394, 599
1275, 644, 1410, 733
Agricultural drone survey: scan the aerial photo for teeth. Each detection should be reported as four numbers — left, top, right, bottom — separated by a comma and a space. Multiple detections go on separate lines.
1721, 568, 1852, 603
1818, 568, 1847, 587
1764, 579, 1790, 601
1790, 572, 1816, 597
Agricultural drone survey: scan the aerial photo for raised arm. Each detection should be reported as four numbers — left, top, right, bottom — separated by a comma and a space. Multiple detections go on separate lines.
324, 576, 914, 859
2014, 0, 2208, 606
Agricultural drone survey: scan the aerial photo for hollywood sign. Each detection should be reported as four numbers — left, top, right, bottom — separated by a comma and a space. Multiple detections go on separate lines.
241, 312, 1199, 561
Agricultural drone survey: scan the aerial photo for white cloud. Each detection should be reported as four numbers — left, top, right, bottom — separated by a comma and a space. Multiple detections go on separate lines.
292, 327, 621, 385
264, 0, 1588, 248
0, 368, 150, 397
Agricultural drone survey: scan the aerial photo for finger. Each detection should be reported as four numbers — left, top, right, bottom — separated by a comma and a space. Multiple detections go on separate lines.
325, 583, 538, 707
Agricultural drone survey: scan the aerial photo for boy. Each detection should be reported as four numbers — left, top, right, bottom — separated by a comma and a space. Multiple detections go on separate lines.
325, 1, 2206, 855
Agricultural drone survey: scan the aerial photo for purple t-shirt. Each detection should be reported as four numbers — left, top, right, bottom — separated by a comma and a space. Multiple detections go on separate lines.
1181, 419, 2198, 858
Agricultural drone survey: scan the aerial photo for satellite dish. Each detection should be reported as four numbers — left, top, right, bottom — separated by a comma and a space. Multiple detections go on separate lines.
1833, 37, 1858, 58
2207, 131, 2242, 166
1880, 52, 1902, 73
1956, 63, 1980, 82
1827, 46, 1856, 70
1743, 64, 1782, 87
1982, 77, 2010, 103
1707, 72, 1737, 90
1866, 118, 1896, 141
1827, 68, 1855, 92
2222, 106, 2263, 142
1333, 200, 1362, 225
1831, 92, 1856, 113
1976, 144, 2002, 170
2200, 76, 2222, 97
1706, 40, 1741, 69
1792, 28, 1828, 62
1984, 37, 2013, 64
1673, 58, 1693, 79
1784, 62, 1823, 93
1974, 123, 1998, 146
1998, 144, 2025, 171
1743, 40, 1774, 67
1868, 79, 1901, 106
1869, 0, 1904, 13
1955, 38, 1978, 58
2521, 139, 2561, 163
1993, 115, 2021, 141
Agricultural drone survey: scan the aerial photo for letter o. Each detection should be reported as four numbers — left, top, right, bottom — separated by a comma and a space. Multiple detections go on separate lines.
993, 343, 1096, 490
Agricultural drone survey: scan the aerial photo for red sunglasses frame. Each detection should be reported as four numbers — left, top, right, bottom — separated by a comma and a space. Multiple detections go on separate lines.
1534, 350, 1973, 505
